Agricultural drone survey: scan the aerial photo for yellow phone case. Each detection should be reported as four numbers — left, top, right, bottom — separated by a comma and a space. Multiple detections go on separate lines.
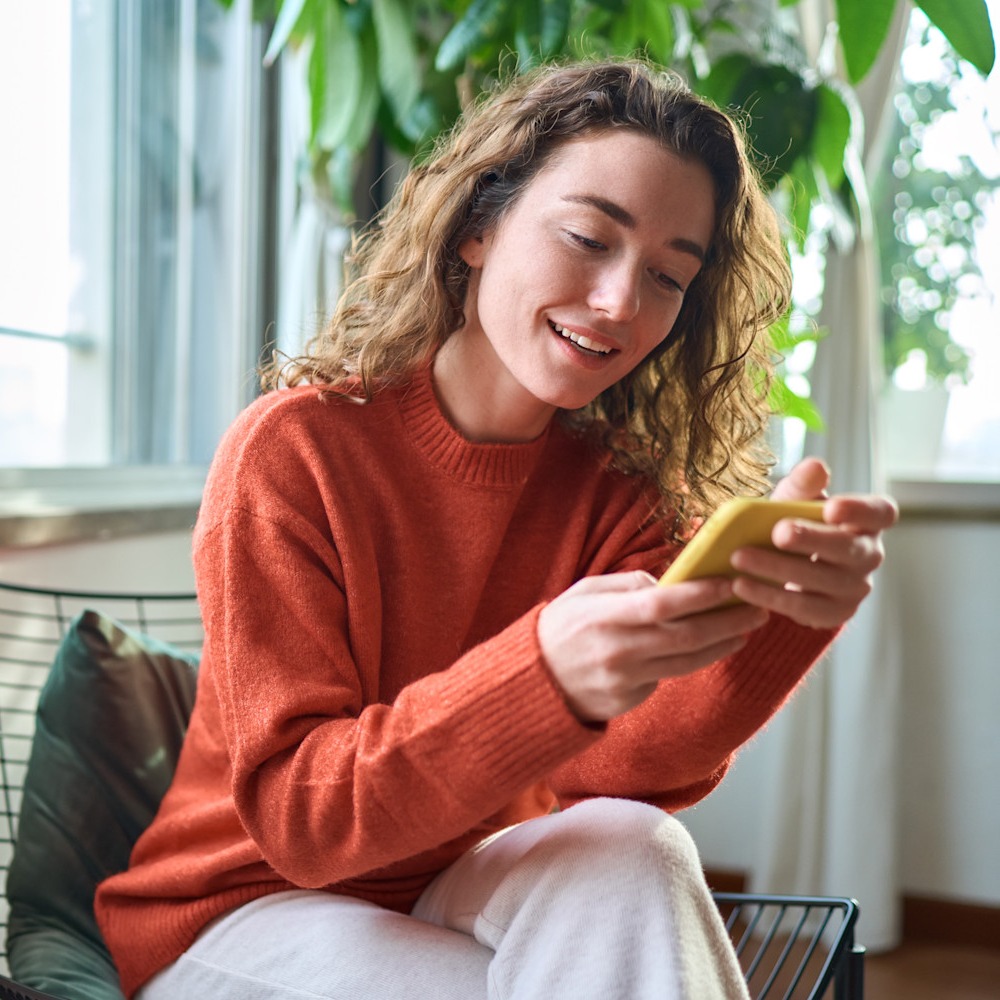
658, 498, 826, 586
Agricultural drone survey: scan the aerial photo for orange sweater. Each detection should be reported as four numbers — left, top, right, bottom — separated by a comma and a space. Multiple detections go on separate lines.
95, 367, 835, 997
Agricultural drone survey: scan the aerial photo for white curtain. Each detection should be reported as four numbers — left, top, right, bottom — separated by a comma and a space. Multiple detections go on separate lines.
749, 0, 910, 952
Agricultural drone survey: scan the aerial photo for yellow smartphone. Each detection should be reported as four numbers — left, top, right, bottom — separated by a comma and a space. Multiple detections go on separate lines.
658, 498, 826, 587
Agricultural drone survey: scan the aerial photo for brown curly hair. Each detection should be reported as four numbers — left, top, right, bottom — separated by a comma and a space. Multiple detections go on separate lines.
262, 58, 791, 529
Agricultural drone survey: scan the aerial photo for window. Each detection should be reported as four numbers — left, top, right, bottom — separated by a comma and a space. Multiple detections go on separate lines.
876, 1, 1000, 481
0, 0, 273, 473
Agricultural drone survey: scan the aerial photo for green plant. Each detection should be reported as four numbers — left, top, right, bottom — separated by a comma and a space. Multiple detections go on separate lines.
873, 8, 999, 386
218, 0, 995, 420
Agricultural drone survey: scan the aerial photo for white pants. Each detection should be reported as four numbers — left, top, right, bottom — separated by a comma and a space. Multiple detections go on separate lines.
138, 798, 749, 999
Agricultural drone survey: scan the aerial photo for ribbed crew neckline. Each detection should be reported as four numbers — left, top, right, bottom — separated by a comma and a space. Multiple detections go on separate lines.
397, 365, 553, 487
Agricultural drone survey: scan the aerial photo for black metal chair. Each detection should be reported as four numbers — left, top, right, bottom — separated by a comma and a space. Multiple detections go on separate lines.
0, 581, 864, 999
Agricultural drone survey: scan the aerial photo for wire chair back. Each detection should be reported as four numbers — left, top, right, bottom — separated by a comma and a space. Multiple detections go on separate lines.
0, 581, 202, 984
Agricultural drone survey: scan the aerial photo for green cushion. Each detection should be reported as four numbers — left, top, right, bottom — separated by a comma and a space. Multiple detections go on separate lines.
6, 610, 198, 1000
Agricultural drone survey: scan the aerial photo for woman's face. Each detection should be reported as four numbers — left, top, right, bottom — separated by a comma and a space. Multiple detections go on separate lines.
434, 128, 716, 442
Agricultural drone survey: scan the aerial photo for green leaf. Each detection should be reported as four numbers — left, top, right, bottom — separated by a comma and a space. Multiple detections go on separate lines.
343, 22, 381, 151
638, 0, 677, 61
698, 52, 754, 108
834, 0, 897, 83
539, 0, 573, 57
719, 62, 819, 189
514, 0, 543, 67
326, 146, 360, 213
809, 83, 852, 188
782, 157, 821, 246
769, 314, 826, 353
513, 0, 571, 64
312, 3, 364, 152
915, 0, 996, 76
263, 0, 310, 66
373, 0, 421, 118
769, 377, 826, 431
435, 0, 513, 72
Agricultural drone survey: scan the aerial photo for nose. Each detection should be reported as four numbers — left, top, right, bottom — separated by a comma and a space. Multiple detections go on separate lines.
587, 259, 642, 322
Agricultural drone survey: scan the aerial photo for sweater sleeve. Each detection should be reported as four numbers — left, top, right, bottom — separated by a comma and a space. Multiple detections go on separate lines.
196, 505, 597, 890
540, 474, 840, 814
547, 614, 837, 812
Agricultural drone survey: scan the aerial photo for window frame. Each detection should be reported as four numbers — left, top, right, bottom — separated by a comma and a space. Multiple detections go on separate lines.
0, 0, 279, 545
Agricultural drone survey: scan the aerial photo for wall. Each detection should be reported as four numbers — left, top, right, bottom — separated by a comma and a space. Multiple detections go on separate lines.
0, 530, 195, 592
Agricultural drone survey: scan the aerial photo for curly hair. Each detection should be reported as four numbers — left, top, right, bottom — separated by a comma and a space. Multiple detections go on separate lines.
263, 58, 791, 529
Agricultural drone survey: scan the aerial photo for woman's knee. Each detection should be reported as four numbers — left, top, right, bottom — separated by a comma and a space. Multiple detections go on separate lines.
546, 798, 703, 883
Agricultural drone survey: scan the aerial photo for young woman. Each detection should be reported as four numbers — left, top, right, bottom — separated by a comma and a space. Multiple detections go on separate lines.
95, 59, 897, 999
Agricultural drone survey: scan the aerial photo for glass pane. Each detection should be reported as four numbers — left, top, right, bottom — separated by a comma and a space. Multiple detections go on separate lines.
0, 2, 78, 465
0, 0, 268, 471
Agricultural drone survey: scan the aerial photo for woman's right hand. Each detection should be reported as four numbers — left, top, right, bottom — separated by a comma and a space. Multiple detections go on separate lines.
537, 571, 770, 723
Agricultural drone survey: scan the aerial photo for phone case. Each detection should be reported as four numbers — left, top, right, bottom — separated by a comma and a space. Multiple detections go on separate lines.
658, 498, 826, 586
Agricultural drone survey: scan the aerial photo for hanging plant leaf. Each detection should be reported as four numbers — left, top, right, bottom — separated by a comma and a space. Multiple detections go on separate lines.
834, 0, 897, 83
373, 0, 421, 119
343, 21, 381, 153
915, 0, 996, 76
768, 377, 825, 431
311, 3, 363, 152
539, 0, 573, 57
711, 60, 819, 189
513, 0, 572, 65
264, 0, 310, 66
514, 0, 543, 67
769, 312, 827, 354
809, 82, 853, 188
435, 0, 514, 72
641, 0, 678, 63
697, 51, 753, 108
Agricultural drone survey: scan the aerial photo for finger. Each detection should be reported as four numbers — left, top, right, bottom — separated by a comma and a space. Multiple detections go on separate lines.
733, 544, 878, 603
634, 577, 742, 624
823, 494, 899, 534
638, 633, 755, 684
770, 457, 831, 502
561, 570, 660, 599
732, 574, 864, 629
620, 602, 770, 666
765, 520, 886, 574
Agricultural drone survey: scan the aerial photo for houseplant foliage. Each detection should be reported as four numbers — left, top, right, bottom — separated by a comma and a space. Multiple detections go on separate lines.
873, 8, 999, 387
218, 0, 995, 424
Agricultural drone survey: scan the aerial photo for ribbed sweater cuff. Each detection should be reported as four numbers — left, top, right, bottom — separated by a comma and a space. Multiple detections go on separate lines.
719, 614, 839, 715
425, 604, 599, 793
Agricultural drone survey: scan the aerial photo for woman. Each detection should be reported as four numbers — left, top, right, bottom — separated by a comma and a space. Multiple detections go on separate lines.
95, 59, 897, 999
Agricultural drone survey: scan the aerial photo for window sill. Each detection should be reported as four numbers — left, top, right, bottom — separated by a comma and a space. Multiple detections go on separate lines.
889, 477, 1000, 521
0, 466, 205, 548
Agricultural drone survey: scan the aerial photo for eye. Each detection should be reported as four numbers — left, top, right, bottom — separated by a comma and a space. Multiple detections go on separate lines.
653, 270, 686, 294
567, 231, 606, 251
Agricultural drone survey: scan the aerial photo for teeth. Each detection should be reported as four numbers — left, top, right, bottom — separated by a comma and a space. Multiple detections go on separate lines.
552, 322, 613, 355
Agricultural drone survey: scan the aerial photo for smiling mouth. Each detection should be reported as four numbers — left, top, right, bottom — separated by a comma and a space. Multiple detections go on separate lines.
551, 321, 615, 356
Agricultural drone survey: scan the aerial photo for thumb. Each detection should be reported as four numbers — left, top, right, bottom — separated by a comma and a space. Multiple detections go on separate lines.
567, 570, 658, 596
771, 457, 831, 502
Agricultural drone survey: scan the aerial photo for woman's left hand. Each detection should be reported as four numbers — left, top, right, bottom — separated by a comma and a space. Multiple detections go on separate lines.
730, 457, 899, 630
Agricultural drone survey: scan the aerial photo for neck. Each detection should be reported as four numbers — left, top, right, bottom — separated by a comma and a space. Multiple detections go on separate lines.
432, 334, 556, 443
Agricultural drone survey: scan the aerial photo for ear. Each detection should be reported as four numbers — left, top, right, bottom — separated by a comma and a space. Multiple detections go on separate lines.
458, 235, 486, 268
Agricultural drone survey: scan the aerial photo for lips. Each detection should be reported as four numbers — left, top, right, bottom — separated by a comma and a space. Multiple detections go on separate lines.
551, 321, 615, 355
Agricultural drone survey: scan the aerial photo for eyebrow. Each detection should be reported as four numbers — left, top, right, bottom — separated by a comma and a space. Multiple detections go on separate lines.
561, 193, 707, 263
